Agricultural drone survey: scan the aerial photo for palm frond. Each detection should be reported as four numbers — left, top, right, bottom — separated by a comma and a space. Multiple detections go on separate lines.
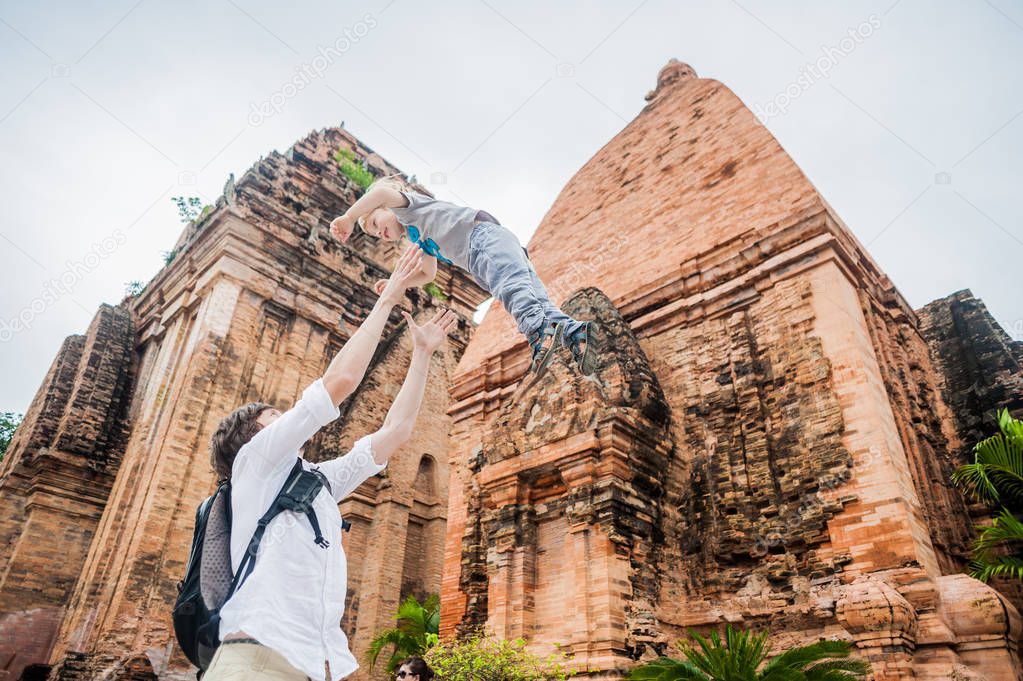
761, 640, 842, 672
761, 639, 867, 681
953, 410, 1023, 506
1001, 408, 1023, 442
367, 629, 405, 668
759, 670, 805, 681
969, 554, 1023, 582
628, 657, 708, 681
973, 508, 1023, 551
807, 671, 870, 681
952, 461, 1003, 504
804, 657, 872, 680
680, 629, 725, 677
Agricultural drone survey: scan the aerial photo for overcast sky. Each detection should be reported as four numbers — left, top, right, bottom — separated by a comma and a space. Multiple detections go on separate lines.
1, 0, 1021, 414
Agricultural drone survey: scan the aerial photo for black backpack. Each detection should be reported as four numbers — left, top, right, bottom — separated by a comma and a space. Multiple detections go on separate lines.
172, 457, 349, 676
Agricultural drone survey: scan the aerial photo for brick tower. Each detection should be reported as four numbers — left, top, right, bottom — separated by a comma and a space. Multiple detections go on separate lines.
0, 127, 486, 680
441, 60, 1023, 680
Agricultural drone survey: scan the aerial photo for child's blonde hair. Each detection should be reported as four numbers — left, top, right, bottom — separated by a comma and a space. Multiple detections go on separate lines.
356, 174, 413, 232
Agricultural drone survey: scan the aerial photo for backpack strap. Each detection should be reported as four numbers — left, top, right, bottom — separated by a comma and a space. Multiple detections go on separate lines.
225, 458, 305, 600
304, 507, 329, 549
306, 465, 352, 531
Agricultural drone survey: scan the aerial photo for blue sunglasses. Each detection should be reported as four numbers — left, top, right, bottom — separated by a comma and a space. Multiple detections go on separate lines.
407, 225, 452, 264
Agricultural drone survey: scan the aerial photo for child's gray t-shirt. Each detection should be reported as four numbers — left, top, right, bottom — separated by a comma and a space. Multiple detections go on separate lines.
391, 191, 488, 271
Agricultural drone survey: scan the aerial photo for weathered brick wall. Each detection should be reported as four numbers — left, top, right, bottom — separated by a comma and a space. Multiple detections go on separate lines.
1, 127, 485, 681
650, 275, 854, 628
0, 304, 134, 681
0, 336, 81, 599
857, 287, 975, 577
454, 288, 672, 672
918, 289, 1023, 454
917, 289, 1023, 610
444, 61, 1023, 681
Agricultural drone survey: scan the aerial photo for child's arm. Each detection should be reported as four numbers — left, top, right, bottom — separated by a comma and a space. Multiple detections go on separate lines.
373, 254, 438, 295
330, 185, 408, 242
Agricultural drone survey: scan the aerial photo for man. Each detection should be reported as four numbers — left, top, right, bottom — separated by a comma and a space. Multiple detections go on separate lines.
202, 245, 457, 680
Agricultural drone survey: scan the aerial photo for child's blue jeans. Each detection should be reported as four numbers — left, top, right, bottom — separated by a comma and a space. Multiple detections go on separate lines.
467, 221, 585, 341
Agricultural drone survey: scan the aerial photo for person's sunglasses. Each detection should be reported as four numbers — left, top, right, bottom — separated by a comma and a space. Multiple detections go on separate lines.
396, 671, 412, 679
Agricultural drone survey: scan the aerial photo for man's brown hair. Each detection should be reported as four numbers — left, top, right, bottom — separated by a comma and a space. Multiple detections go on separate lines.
209, 402, 270, 481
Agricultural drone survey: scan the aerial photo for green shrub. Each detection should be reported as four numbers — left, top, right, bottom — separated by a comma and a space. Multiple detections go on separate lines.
423, 282, 449, 301
334, 148, 374, 190
424, 637, 573, 681
171, 196, 211, 224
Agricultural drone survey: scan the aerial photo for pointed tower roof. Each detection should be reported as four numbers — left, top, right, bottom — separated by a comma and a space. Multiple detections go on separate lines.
455, 60, 897, 381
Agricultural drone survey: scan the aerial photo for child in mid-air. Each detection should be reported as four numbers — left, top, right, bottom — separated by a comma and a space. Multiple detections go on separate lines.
330, 178, 594, 377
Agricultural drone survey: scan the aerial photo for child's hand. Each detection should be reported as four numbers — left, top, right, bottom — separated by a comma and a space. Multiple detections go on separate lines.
378, 244, 423, 306
403, 309, 457, 355
330, 214, 355, 242
373, 279, 387, 296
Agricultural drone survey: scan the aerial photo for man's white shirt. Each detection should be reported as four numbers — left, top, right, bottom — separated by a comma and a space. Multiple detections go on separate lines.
218, 378, 386, 681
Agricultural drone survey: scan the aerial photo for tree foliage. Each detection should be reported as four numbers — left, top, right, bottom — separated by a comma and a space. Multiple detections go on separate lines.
0, 412, 23, 461
953, 408, 1023, 581
367, 594, 440, 673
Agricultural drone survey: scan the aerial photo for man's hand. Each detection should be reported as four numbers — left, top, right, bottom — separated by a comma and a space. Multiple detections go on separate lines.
330, 214, 356, 242
402, 309, 457, 355
378, 244, 424, 306
373, 279, 387, 296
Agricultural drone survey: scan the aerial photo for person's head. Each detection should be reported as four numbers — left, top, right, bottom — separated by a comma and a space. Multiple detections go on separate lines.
395, 657, 433, 681
208, 402, 281, 480
358, 177, 408, 242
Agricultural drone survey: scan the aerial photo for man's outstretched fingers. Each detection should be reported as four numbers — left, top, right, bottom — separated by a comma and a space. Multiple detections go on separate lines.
400, 256, 424, 285
396, 246, 421, 277
398, 242, 419, 268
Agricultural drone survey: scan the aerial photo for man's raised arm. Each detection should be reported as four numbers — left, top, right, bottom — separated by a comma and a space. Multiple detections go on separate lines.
369, 309, 457, 464
233, 245, 423, 480
319, 308, 457, 500
322, 244, 423, 406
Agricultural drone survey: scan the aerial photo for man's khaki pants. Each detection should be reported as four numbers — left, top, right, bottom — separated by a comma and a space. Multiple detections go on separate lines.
203, 642, 310, 680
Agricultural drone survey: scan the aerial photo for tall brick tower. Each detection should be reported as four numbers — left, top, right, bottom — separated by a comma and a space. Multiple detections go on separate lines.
0, 127, 487, 680
442, 60, 1023, 680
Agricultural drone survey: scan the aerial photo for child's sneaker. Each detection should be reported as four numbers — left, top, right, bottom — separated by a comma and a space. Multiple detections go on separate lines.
527, 320, 564, 379
564, 322, 596, 376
